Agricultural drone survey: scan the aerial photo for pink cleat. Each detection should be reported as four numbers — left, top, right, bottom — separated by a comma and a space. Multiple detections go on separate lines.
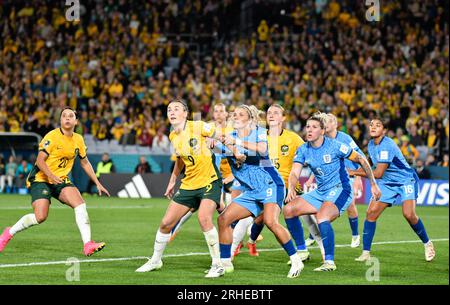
83, 241, 106, 256
0, 227, 13, 252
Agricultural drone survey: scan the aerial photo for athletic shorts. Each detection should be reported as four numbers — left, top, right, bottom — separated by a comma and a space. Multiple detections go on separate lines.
223, 180, 234, 193
301, 184, 353, 216
233, 182, 285, 217
378, 178, 419, 206
173, 179, 222, 209
29, 181, 75, 204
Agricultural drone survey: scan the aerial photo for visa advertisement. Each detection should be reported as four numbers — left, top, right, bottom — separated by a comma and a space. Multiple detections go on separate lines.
299, 177, 449, 206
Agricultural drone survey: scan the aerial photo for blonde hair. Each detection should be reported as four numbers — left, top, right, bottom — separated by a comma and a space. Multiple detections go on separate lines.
308, 111, 328, 129
327, 113, 338, 125
268, 104, 285, 115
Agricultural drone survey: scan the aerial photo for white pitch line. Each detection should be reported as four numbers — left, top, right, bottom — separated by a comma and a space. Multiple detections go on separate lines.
0, 238, 448, 269
0, 205, 155, 210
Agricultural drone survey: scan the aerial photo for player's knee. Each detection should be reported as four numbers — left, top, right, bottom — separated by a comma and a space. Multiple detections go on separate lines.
159, 219, 173, 232
217, 213, 229, 228
197, 214, 212, 229
366, 209, 379, 222
283, 204, 293, 218
402, 210, 418, 224
35, 213, 47, 224
263, 217, 277, 230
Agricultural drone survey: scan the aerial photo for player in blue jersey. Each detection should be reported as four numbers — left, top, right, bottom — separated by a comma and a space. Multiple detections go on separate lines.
348, 118, 436, 262
284, 112, 381, 271
216, 105, 304, 278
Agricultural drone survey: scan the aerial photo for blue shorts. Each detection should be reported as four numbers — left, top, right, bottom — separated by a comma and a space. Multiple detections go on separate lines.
233, 183, 285, 217
378, 179, 419, 206
301, 184, 353, 215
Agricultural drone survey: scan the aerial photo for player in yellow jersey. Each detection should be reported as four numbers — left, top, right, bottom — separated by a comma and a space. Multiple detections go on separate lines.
231, 104, 325, 261
136, 99, 225, 278
0, 108, 110, 256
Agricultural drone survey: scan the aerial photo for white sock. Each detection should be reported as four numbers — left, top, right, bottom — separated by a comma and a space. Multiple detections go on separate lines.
221, 257, 232, 264
151, 230, 171, 263
171, 211, 193, 236
74, 204, 91, 244
9, 214, 39, 236
225, 193, 232, 206
203, 227, 221, 266
301, 215, 325, 256
231, 217, 253, 254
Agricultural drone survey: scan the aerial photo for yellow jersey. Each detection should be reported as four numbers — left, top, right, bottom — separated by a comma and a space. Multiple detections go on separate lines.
268, 129, 304, 187
170, 121, 220, 190
27, 128, 87, 186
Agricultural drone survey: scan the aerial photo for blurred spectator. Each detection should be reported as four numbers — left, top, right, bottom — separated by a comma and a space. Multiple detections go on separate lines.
152, 126, 171, 154
425, 154, 438, 166
2, 156, 17, 193
87, 153, 115, 194
135, 156, 153, 174
15, 159, 32, 190
137, 121, 155, 147
400, 135, 420, 165
415, 159, 431, 179
438, 153, 449, 167
0, 154, 6, 192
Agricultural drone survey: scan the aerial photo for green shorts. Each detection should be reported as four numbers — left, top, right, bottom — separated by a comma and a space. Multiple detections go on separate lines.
29, 182, 75, 204
173, 179, 222, 210
223, 180, 234, 193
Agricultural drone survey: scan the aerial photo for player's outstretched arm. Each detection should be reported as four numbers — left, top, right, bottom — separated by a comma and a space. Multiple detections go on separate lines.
80, 157, 110, 197
165, 157, 185, 199
348, 152, 381, 201
286, 162, 303, 203
36, 151, 63, 184
223, 134, 268, 155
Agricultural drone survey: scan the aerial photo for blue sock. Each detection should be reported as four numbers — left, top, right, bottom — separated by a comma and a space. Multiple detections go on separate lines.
220, 243, 232, 259
282, 240, 297, 256
250, 222, 265, 242
410, 218, 430, 244
318, 221, 335, 262
348, 216, 359, 236
362, 220, 376, 251
230, 220, 239, 229
285, 217, 306, 251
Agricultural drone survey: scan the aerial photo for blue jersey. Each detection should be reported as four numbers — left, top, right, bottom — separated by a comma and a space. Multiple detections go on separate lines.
332, 131, 363, 170
215, 126, 284, 191
294, 137, 353, 193
368, 136, 419, 185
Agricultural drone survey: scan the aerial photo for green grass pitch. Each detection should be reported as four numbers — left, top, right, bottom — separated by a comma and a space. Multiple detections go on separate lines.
0, 194, 448, 285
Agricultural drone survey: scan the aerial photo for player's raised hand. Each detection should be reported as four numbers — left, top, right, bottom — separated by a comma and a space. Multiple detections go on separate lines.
285, 189, 296, 203
353, 177, 363, 197
371, 183, 381, 202
96, 183, 110, 197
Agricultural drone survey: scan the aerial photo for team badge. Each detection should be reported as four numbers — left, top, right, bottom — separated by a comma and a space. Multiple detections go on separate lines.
43, 140, 50, 149
323, 154, 332, 163
42, 189, 49, 195
189, 138, 198, 148
281, 145, 289, 156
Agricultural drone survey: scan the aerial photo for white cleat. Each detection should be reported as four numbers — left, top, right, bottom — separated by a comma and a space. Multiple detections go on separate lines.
222, 261, 234, 273
287, 254, 304, 278
424, 241, 435, 262
313, 261, 337, 272
305, 237, 316, 247
351, 235, 361, 248
135, 259, 163, 272
287, 250, 310, 265
205, 264, 225, 278
355, 250, 371, 262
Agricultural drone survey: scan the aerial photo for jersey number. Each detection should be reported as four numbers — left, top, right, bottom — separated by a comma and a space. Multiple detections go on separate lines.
271, 158, 280, 169
316, 168, 324, 176
58, 157, 68, 168
187, 155, 195, 166
402, 185, 414, 194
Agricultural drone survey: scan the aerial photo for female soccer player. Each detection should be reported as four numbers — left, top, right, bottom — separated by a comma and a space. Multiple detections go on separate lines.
216, 105, 304, 278
136, 99, 225, 278
349, 118, 435, 262
231, 104, 324, 262
284, 112, 381, 271
0, 108, 109, 256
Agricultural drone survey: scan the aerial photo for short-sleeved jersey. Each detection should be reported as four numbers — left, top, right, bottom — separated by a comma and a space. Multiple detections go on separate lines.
368, 136, 419, 185
27, 128, 87, 186
170, 120, 220, 190
333, 131, 364, 170
294, 137, 353, 193
217, 126, 284, 192
268, 129, 304, 186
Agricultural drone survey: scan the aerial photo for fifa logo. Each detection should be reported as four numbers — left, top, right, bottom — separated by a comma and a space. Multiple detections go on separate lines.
65, 0, 80, 21
365, 0, 380, 22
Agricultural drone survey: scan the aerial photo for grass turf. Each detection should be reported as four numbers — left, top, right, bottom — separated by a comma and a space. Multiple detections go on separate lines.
0, 194, 448, 285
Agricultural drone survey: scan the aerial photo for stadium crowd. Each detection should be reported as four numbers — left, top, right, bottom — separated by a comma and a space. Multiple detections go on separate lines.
0, 0, 448, 169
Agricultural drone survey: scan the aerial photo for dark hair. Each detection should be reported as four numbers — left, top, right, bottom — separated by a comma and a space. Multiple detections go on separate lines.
60, 107, 78, 119
371, 117, 387, 128
168, 98, 189, 112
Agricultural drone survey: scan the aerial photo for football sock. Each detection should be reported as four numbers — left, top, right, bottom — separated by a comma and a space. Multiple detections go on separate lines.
301, 215, 325, 256
249, 222, 265, 243
349, 216, 359, 236
318, 221, 335, 262
362, 220, 376, 251
74, 204, 91, 244
231, 217, 252, 253
203, 227, 221, 265
9, 213, 39, 236
151, 230, 171, 263
282, 240, 297, 256
285, 217, 306, 250
410, 218, 430, 244
171, 210, 193, 236
220, 243, 232, 260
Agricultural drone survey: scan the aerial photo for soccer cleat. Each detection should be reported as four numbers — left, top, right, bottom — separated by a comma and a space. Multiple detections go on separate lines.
204, 264, 225, 278
313, 262, 337, 272
355, 250, 371, 262
287, 254, 304, 278
0, 227, 13, 252
222, 261, 234, 273
136, 259, 163, 272
83, 241, 106, 256
256, 234, 264, 242
351, 235, 361, 248
424, 241, 435, 262
287, 250, 310, 265
247, 242, 259, 256
305, 237, 315, 247
233, 242, 243, 258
